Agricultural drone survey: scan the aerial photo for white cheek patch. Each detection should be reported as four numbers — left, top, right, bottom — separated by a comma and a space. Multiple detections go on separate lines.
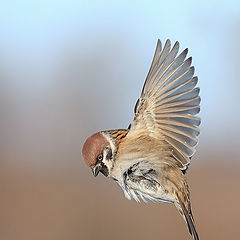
101, 132, 117, 174
101, 132, 117, 156
102, 148, 113, 173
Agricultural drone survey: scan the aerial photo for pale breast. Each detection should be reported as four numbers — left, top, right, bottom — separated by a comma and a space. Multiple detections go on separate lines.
109, 134, 177, 203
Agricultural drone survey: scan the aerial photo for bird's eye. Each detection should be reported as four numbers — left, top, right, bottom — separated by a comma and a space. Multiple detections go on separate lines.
97, 154, 103, 161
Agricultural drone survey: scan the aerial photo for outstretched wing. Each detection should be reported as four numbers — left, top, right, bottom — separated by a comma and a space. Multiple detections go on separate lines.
128, 39, 200, 170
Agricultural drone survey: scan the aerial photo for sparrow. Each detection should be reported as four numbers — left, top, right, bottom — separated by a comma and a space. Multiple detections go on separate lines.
82, 39, 200, 240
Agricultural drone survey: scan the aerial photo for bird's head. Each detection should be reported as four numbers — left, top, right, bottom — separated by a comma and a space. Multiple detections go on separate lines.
82, 132, 116, 177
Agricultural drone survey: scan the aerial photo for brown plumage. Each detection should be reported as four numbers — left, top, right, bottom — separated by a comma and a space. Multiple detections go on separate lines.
82, 39, 200, 240
82, 132, 109, 167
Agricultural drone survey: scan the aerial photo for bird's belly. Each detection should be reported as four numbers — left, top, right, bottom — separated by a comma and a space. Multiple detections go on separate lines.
129, 180, 174, 203
116, 173, 175, 204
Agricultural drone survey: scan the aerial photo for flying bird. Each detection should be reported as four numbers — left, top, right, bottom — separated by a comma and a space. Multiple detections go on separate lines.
82, 39, 200, 240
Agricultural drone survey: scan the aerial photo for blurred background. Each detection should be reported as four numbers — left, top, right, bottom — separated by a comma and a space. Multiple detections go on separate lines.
1, 1, 240, 239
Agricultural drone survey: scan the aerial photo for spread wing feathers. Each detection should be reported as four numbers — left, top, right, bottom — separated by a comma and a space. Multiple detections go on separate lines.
128, 39, 201, 169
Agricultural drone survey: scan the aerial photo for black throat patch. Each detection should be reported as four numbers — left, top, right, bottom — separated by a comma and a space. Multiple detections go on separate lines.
99, 163, 109, 177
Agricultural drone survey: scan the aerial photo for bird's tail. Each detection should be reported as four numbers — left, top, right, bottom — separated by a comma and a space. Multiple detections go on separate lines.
175, 192, 199, 240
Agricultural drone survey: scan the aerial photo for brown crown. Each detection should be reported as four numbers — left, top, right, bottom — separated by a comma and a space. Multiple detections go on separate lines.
82, 132, 108, 167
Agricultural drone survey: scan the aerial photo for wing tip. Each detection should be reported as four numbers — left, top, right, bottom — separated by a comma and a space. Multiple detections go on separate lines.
188, 56, 192, 63
160, 39, 181, 51
172, 41, 180, 54
183, 48, 189, 56
173, 40, 180, 48
164, 39, 171, 50
166, 38, 171, 44
192, 76, 198, 83
189, 66, 195, 75
194, 87, 200, 95
156, 39, 162, 50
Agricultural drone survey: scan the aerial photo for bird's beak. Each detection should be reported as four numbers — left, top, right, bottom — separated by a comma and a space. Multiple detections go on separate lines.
91, 164, 101, 177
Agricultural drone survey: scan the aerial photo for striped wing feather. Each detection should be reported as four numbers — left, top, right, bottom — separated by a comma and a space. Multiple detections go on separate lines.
128, 39, 200, 169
